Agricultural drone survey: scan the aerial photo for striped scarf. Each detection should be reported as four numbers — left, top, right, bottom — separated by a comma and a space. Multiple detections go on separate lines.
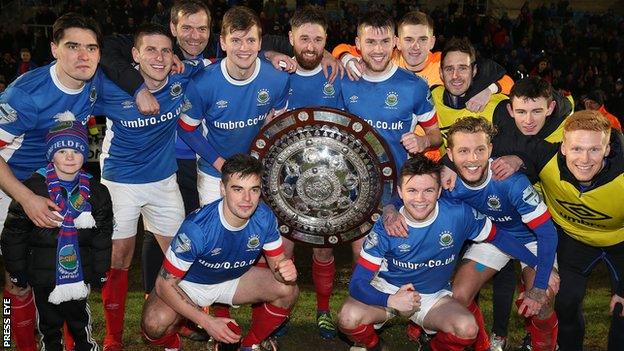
46, 163, 94, 304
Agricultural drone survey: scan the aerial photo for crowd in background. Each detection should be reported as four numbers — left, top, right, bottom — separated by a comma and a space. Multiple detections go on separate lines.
0, 0, 622, 119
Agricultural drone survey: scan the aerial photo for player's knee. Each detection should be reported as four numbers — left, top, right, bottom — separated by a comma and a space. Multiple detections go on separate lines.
141, 309, 171, 339
111, 242, 134, 269
450, 288, 471, 306
450, 314, 478, 339
337, 304, 363, 329
274, 282, 299, 307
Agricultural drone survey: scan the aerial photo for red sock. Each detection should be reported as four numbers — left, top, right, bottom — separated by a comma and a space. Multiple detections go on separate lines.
240, 303, 290, 347
467, 301, 490, 351
5, 289, 37, 351
528, 312, 558, 351
4, 289, 37, 351
212, 304, 231, 318
63, 322, 74, 351
312, 256, 335, 311
102, 268, 129, 347
143, 329, 181, 349
430, 331, 475, 351
340, 324, 379, 349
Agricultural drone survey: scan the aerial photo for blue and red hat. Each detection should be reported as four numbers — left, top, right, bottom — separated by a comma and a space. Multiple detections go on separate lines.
45, 121, 89, 162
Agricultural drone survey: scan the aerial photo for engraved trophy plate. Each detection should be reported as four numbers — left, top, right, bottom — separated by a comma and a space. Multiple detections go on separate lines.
251, 107, 396, 247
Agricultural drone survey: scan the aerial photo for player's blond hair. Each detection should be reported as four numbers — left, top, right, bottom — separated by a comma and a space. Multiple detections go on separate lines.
563, 110, 611, 138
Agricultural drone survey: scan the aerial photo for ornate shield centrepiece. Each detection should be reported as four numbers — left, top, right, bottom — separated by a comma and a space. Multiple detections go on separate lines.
250, 107, 396, 247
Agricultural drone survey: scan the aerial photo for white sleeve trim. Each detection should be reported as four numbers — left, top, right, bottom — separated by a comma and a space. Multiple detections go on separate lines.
521, 202, 548, 223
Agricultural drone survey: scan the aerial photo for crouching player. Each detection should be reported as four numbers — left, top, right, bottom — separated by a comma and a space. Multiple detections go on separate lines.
337, 154, 538, 351
141, 154, 299, 351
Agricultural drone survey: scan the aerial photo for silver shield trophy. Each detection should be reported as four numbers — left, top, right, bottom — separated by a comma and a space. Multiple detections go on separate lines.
251, 107, 396, 247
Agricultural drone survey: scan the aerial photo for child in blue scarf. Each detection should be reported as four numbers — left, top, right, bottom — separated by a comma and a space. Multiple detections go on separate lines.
2, 120, 113, 351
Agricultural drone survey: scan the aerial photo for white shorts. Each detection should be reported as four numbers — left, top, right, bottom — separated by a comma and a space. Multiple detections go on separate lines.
102, 174, 185, 240
0, 188, 12, 234
463, 241, 559, 271
178, 278, 241, 307
371, 276, 452, 334
197, 170, 222, 206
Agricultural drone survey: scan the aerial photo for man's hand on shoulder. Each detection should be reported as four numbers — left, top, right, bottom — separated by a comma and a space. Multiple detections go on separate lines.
382, 204, 407, 237
465, 86, 493, 113
321, 50, 344, 84
136, 87, 160, 115
491, 155, 524, 181
170, 55, 185, 75
20, 193, 62, 228
440, 165, 458, 191
341, 53, 363, 81
265, 50, 297, 73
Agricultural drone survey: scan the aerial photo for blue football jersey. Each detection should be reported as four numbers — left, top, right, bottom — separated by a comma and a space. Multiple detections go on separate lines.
0, 63, 100, 180
95, 62, 203, 183
163, 200, 283, 284
340, 64, 437, 171
444, 159, 550, 244
288, 66, 344, 110
180, 58, 289, 177
359, 197, 494, 294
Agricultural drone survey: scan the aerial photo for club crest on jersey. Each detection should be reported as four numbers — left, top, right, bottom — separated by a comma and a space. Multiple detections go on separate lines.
247, 234, 261, 250
170, 82, 183, 97
58, 244, 79, 271
398, 243, 411, 252
487, 195, 501, 211
0, 103, 17, 124
323, 82, 335, 96
364, 231, 379, 249
257, 89, 270, 105
216, 100, 228, 109
385, 92, 398, 107
439, 231, 454, 248
174, 233, 192, 254
522, 185, 541, 206
89, 86, 97, 103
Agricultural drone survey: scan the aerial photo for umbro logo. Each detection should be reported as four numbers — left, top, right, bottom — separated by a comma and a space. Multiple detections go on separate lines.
556, 200, 612, 221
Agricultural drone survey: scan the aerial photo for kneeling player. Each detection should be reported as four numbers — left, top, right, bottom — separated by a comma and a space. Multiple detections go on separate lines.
141, 154, 298, 351
337, 154, 537, 351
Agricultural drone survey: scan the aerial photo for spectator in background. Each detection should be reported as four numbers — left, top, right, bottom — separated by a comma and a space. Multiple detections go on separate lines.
531, 57, 553, 83
16, 48, 37, 76
584, 90, 622, 131
0, 52, 16, 83
607, 78, 624, 121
